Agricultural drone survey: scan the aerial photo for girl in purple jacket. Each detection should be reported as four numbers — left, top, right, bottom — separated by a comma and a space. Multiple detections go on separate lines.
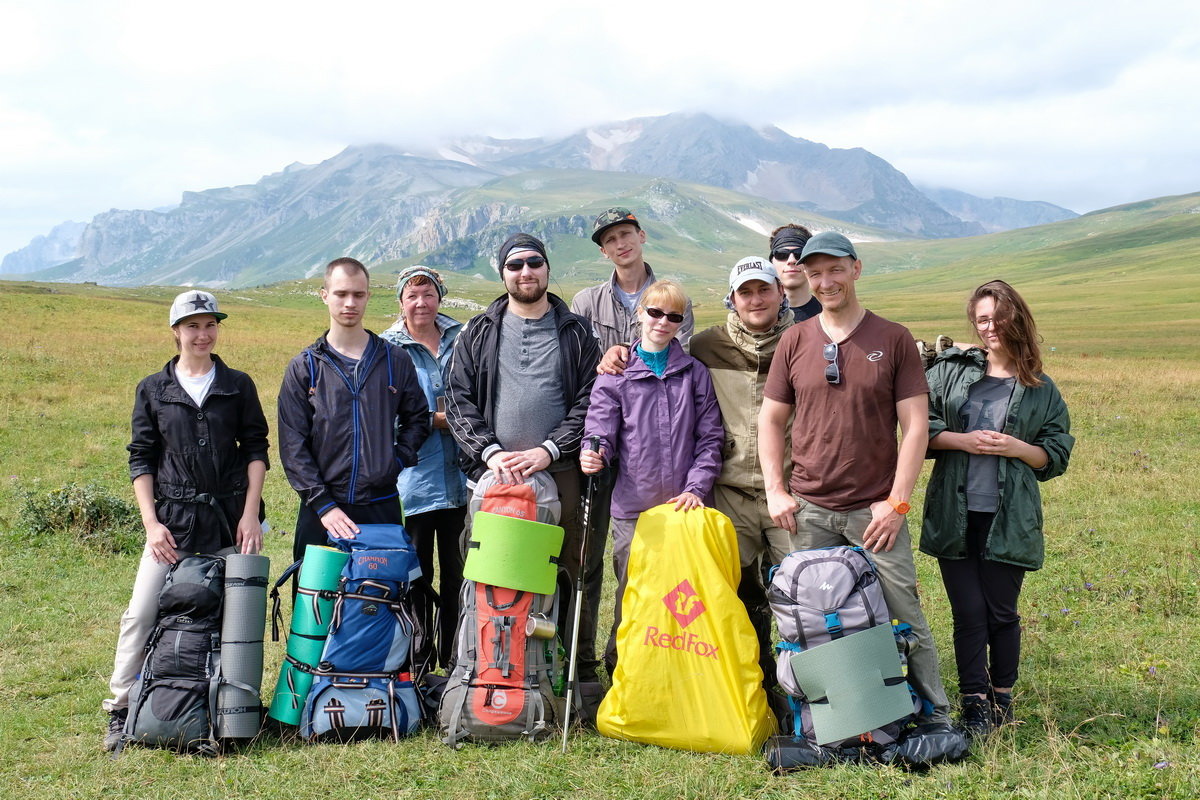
581, 280, 724, 669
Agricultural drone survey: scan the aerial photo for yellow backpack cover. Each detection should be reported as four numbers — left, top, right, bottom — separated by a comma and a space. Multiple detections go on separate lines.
596, 504, 776, 753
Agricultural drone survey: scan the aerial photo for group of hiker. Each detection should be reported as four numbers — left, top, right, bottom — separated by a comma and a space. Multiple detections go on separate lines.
102, 205, 1074, 752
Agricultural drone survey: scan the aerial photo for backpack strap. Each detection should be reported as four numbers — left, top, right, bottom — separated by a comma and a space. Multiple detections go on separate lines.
269, 558, 305, 642
383, 340, 397, 394
305, 350, 317, 396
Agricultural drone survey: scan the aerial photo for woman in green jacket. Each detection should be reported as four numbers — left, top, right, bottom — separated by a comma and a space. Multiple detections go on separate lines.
921, 280, 1074, 738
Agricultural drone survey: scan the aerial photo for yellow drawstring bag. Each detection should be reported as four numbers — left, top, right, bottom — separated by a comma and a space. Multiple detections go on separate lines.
596, 504, 776, 753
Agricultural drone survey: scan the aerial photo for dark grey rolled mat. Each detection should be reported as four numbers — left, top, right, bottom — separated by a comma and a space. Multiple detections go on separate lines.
217, 553, 270, 739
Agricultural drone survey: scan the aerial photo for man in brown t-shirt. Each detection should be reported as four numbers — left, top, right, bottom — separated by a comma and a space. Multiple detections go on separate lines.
757, 231, 950, 724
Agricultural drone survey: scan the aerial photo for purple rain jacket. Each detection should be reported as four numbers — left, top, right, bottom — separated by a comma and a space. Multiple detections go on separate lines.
583, 339, 724, 520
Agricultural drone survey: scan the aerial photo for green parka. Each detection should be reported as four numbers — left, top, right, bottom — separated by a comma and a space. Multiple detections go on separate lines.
919, 347, 1074, 570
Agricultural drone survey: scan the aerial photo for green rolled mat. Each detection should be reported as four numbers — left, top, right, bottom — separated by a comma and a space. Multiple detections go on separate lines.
267, 545, 349, 725
462, 511, 564, 594
290, 545, 349, 638
268, 661, 315, 726
217, 553, 270, 739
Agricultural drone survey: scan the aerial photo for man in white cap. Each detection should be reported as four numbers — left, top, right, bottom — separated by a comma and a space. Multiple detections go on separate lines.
758, 232, 950, 724
690, 257, 794, 689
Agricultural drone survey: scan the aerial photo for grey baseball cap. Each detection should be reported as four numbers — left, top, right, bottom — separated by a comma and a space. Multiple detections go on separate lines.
800, 231, 859, 262
169, 291, 226, 326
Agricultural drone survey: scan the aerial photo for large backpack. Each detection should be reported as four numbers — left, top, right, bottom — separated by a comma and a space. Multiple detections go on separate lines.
122, 555, 229, 754
437, 475, 568, 747
438, 581, 565, 746
299, 525, 426, 741
766, 546, 923, 763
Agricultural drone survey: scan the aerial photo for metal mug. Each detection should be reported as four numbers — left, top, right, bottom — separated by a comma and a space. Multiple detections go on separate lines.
526, 613, 557, 640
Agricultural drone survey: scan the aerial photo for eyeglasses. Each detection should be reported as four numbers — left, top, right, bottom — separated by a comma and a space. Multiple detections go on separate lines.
644, 307, 685, 324
974, 316, 996, 330
822, 342, 841, 385
771, 249, 802, 262
503, 256, 548, 271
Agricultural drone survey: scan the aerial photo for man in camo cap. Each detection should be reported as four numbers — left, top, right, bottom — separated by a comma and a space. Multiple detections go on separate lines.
572, 207, 695, 373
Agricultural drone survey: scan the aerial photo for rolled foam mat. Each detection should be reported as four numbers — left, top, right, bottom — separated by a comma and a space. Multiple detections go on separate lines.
267, 545, 349, 725
217, 553, 270, 739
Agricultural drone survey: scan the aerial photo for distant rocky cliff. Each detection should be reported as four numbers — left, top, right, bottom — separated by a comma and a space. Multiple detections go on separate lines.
2, 113, 1077, 288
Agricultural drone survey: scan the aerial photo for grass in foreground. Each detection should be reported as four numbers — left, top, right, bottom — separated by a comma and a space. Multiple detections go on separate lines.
1, 241, 1198, 798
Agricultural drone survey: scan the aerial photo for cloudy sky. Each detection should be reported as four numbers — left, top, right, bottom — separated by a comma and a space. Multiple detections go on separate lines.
2, 0, 1197, 258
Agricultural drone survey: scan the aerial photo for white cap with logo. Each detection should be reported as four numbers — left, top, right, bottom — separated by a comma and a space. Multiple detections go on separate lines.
169, 291, 227, 326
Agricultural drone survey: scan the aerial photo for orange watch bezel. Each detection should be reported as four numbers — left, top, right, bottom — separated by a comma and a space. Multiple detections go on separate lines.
888, 496, 911, 515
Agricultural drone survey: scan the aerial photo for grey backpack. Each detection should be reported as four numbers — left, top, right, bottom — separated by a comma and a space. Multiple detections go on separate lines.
767, 546, 921, 754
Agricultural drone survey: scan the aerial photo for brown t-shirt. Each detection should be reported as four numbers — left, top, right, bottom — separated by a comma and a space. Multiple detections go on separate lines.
763, 310, 928, 512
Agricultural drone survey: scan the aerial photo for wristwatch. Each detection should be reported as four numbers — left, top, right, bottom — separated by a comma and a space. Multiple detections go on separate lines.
887, 496, 911, 515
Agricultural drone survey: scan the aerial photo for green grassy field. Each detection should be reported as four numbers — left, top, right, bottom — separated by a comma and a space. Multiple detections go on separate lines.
1, 196, 1198, 799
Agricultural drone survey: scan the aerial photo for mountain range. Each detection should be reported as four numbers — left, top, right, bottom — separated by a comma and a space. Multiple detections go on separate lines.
1, 113, 1077, 288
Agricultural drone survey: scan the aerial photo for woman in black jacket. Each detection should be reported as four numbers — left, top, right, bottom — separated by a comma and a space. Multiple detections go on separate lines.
102, 291, 269, 751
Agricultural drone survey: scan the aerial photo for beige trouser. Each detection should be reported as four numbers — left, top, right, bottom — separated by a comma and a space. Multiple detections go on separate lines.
103, 544, 236, 713
790, 498, 951, 723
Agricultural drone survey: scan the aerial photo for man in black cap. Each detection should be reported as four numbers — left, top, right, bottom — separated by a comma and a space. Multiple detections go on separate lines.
767, 223, 822, 322
572, 207, 695, 374
446, 233, 603, 678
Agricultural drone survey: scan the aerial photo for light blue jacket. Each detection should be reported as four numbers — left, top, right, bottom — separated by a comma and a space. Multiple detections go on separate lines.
381, 313, 468, 516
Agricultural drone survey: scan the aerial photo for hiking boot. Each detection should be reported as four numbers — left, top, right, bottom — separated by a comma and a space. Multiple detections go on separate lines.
103, 709, 127, 752
992, 691, 1015, 727
935, 334, 955, 355
958, 695, 994, 739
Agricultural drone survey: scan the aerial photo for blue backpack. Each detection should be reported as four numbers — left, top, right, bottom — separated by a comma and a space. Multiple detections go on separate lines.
300, 525, 425, 741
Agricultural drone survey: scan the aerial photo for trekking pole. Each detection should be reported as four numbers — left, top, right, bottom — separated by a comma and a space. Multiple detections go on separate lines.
562, 434, 600, 753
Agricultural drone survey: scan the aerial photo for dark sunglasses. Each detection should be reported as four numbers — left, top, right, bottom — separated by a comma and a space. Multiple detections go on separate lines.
644, 306, 685, 324
771, 249, 802, 262
822, 342, 841, 385
503, 256, 548, 271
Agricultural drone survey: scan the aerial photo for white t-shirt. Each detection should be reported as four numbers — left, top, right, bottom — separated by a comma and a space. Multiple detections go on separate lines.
178, 367, 216, 407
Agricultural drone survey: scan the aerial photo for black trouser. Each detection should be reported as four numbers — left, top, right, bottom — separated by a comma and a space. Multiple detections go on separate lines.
405, 506, 468, 668
937, 510, 1026, 695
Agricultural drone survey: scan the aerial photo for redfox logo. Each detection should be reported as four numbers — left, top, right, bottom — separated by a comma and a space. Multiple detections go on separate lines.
642, 626, 720, 660
662, 579, 707, 628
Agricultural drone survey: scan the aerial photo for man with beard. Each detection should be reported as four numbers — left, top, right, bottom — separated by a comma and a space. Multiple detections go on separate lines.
689, 257, 794, 691
278, 257, 430, 561
446, 234, 603, 679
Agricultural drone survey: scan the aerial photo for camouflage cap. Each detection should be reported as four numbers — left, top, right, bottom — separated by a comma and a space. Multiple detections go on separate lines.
591, 207, 641, 245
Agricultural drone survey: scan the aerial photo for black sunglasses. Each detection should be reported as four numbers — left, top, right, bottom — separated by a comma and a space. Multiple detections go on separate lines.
822, 342, 841, 385
644, 306, 685, 324
503, 256, 548, 271
771, 249, 802, 262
